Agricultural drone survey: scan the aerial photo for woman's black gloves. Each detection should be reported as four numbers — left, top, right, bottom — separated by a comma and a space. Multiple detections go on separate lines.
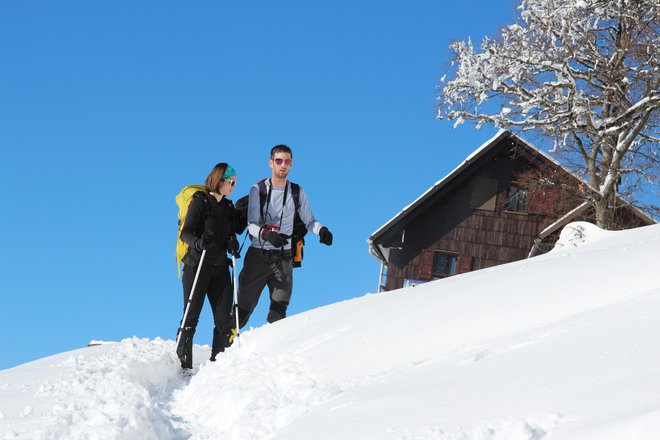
227, 235, 241, 258
193, 234, 214, 252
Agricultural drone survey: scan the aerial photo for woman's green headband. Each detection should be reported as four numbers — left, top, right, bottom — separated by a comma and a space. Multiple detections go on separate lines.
223, 165, 236, 179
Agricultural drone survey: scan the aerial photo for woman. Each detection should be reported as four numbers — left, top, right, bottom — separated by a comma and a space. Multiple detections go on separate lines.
176, 162, 240, 369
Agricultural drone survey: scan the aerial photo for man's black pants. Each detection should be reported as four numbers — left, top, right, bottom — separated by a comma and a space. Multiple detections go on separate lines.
235, 246, 294, 328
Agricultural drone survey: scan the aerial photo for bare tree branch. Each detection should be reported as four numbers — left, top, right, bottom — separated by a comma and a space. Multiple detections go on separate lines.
437, 0, 659, 227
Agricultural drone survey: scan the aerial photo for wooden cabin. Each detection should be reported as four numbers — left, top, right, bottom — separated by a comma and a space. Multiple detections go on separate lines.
368, 131, 656, 292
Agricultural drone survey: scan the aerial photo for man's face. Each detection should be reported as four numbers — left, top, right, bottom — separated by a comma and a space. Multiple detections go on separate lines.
269, 152, 293, 179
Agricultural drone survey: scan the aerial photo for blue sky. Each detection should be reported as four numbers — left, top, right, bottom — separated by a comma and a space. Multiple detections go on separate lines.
0, 1, 526, 370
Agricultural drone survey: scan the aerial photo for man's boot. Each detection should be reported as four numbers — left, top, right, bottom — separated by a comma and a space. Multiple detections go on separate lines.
210, 327, 232, 361
266, 301, 287, 323
176, 326, 195, 369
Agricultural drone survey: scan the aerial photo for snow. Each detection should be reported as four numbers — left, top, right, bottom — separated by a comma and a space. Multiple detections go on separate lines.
2, 222, 660, 439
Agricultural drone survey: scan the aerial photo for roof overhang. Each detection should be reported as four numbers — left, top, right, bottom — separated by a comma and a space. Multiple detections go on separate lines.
367, 130, 657, 263
368, 130, 515, 262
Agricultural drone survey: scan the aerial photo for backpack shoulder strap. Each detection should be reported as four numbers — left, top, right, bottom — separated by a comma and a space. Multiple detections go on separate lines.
225, 197, 236, 234
289, 182, 301, 212
193, 190, 210, 217
256, 178, 269, 220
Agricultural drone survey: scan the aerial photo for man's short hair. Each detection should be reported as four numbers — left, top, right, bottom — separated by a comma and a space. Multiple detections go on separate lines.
271, 144, 293, 159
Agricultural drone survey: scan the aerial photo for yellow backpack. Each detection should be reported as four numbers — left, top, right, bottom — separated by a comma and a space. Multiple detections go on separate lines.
175, 185, 206, 278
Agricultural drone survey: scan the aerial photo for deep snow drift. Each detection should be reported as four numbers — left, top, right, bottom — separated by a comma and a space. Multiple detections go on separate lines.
2, 222, 660, 439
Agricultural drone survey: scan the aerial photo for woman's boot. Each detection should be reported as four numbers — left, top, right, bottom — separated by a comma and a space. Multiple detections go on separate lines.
176, 326, 195, 369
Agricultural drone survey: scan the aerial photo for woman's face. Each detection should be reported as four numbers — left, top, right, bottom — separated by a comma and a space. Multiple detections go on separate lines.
219, 177, 236, 197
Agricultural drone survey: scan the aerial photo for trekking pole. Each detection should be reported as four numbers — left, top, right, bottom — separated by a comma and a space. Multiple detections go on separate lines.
176, 249, 207, 349
231, 255, 241, 348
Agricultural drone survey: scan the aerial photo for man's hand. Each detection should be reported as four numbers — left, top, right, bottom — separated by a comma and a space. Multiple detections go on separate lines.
319, 227, 333, 246
262, 229, 289, 247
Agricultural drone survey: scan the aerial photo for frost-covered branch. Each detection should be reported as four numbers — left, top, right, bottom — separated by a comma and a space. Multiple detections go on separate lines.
437, 0, 659, 227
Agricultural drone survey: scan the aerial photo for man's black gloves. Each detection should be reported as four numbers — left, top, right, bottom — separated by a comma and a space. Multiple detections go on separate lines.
262, 229, 289, 247
319, 227, 333, 246
194, 234, 214, 252
227, 235, 240, 259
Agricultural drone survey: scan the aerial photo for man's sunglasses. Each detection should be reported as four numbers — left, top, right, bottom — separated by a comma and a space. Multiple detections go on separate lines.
273, 158, 292, 166
223, 179, 237, 187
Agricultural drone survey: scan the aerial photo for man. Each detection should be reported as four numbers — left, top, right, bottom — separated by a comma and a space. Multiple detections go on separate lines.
218, 145, 332, 350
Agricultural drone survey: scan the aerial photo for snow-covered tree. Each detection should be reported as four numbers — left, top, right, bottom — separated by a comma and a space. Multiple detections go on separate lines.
437, 0, 659, 228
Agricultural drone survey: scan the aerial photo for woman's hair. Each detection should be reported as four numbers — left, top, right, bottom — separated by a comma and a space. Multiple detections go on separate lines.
205, 163, 228, 193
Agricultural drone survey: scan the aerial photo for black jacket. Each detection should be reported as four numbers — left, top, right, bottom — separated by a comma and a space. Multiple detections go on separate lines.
180, 191, 236, 267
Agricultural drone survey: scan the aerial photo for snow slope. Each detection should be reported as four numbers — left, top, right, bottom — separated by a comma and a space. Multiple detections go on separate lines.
2, 222, 659, 439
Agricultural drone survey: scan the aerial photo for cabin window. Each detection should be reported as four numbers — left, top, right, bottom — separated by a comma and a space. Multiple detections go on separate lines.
470, 177, 498, 211
432, 252, 457, 278
507, 185, 527, 212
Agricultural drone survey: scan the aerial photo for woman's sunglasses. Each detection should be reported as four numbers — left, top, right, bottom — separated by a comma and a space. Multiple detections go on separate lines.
223, 179, 237, 187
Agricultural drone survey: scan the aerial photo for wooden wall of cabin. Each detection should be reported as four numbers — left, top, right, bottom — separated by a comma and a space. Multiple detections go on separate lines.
384, 147, 556, 291
380, 137, 655, 291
